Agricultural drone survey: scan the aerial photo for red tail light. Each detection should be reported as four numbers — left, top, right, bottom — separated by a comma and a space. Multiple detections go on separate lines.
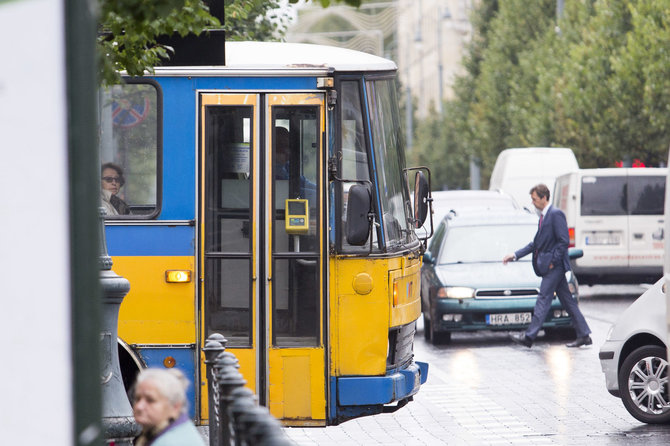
568, 227, 575, 248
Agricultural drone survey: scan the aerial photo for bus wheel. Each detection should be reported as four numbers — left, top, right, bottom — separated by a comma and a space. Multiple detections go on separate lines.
118, 342, 142, 397
619, 345, 670, 424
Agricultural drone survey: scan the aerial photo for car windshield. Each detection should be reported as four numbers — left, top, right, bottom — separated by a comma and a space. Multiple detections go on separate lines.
438, 223, 536, 264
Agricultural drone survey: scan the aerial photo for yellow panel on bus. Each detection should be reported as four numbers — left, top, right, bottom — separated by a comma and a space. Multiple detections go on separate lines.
268, 348, 326, 424
114, 256, 196, 344
389, 257, 422, 327
330, 257, 390, 376
329, 254, 423, 377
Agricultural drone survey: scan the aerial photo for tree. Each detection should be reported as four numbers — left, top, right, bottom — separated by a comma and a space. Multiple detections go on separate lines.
98, 0, 219, 85
413, 0, 670, 189
98, 0, 363, 85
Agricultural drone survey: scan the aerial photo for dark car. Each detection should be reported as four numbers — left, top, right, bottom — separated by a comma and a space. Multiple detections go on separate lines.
421, 210, 580, 343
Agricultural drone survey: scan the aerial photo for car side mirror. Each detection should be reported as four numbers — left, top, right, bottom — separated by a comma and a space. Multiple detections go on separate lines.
413, 171, 429, 228
423, 251, 434, 265
346, 184, 372, 246
568, 248, 583, 260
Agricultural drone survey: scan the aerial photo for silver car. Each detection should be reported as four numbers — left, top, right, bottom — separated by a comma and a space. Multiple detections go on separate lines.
599, 279, 670, 423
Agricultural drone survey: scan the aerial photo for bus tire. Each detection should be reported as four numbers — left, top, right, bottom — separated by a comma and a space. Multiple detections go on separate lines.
118, 340, 143, 396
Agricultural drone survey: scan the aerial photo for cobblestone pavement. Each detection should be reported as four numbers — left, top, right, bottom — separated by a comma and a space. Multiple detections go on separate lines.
283, 284, 670, 445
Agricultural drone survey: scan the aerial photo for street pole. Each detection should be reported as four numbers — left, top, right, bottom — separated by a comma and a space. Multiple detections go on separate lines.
99, 209, 141, 444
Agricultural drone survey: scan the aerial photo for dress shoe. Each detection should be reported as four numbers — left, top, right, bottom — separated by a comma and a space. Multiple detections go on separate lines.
566, 335, 592, 348
509, 333, 533, 348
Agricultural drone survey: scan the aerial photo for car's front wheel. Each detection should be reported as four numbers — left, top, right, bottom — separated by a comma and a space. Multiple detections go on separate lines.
423, 314, 431, 341
428, 317, 451, 344
619, 345, 670, 424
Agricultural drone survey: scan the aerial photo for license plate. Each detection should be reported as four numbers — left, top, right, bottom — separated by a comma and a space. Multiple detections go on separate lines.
585, 232, 621, 245
486, 312, 531, 326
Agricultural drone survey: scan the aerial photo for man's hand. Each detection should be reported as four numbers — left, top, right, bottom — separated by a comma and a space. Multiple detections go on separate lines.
503, 254, 515, 265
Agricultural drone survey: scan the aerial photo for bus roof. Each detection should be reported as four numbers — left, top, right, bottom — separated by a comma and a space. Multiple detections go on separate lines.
152, 41, 397, 76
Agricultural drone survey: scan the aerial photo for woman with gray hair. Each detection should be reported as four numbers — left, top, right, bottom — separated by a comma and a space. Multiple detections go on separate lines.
133, 368, 205, 446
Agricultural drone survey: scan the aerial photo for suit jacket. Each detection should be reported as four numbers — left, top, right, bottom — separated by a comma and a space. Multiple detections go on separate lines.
515, 205, 571, 277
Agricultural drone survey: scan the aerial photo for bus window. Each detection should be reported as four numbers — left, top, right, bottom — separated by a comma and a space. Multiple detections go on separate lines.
339, 80, 377, 253
204, 105, 254, 346
366, 78, 414, 249
272, 106, 320, 346
98, 81, 161, 218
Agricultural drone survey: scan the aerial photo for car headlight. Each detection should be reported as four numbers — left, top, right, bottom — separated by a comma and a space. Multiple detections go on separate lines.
568, 281, 577, 295
437, 286, 475, 299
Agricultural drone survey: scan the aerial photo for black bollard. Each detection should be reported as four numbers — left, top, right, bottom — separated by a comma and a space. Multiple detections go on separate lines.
215, 355, 246, 445
237, 406, 273, 446
203, 334, 227, 445
229, 388, 257, 446
98, 208, 141, 444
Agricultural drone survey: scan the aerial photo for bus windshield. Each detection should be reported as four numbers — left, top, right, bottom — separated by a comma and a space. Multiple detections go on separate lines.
366, 78, 415, 249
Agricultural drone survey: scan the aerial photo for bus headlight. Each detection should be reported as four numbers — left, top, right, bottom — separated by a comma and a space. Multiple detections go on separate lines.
437, 287, 475, 299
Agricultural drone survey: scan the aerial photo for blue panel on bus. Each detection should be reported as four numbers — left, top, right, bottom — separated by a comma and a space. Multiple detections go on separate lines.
106, 225, 194, 256
152, 76, 318, 220
336, 361, 428, 406
157, 77, 197, 220
137, 347, 197, 419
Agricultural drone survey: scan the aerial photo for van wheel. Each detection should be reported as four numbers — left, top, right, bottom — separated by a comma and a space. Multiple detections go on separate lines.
618, 345, 670, 424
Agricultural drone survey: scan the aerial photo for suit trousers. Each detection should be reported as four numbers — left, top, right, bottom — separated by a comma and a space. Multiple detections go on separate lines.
525, 265, 591, 340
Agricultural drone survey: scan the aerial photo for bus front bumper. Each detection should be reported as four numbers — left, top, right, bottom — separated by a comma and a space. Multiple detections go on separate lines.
337, 361, 429, 406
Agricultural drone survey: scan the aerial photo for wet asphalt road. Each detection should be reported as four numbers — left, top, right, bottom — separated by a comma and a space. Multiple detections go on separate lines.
285, 283, 670, 445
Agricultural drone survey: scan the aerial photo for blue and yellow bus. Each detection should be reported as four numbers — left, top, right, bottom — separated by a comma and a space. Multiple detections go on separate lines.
99, 41, 431, 426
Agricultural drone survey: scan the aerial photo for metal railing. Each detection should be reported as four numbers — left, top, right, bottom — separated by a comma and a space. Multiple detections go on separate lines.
203, 334, 295, 446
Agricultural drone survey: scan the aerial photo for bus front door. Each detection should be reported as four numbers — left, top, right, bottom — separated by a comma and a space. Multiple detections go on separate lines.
200, 92, 326, 425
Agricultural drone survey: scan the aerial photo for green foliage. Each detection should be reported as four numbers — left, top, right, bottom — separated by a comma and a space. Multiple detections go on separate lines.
224, 0, 296, 41
98, 0, 219, 85
98, 0, 364, 85
412, 0, 670, 189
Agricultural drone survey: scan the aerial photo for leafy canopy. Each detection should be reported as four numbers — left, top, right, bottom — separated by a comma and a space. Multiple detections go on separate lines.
411, 0, 670, 190
97, 0, 362, 85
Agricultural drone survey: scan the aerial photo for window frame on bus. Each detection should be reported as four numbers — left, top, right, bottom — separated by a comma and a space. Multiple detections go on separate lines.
364, 73, 416, 253
99, 77, 163, 220
335, 74, 382, 255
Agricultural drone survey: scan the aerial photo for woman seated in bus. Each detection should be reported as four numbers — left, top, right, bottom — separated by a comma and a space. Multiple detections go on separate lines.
100, 162, 131, 215
133, 368, 205, 446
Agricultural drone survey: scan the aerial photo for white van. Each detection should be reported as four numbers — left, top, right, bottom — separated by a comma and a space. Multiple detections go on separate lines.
553, 168, 666, 285
489, 147, 579, 209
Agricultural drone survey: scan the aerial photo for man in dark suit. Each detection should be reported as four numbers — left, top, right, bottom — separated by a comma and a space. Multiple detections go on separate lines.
503, 184, 592, 348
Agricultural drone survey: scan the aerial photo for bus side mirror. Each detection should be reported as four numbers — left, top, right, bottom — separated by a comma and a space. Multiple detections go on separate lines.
346, 184, 372, 246
414, 171, 429, 228
423, 251, 435, 265
568, 248, 584, 260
